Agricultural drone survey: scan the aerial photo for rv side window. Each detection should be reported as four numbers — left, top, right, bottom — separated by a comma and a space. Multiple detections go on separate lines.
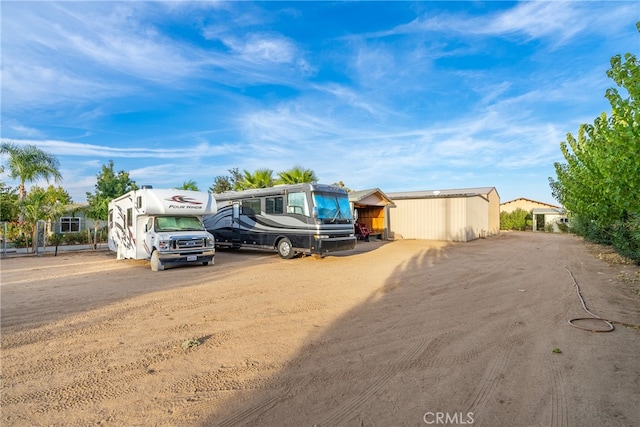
242, 199, 261, 216
127, 208, 133, 227
265, 196, 284, 214
287, 192, 309, 216
136, 196, 142, 209
108, 210, 113, 228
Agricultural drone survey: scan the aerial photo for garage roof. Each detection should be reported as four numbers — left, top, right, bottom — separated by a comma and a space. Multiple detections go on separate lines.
349, 188, 394, 206
386, 187, 496, 200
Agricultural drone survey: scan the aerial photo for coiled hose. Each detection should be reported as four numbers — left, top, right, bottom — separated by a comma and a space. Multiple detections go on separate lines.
562, 265, 640, 332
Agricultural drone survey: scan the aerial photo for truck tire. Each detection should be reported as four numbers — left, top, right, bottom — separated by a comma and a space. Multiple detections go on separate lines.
277, 238, 295, 259
150, 251, 164, 271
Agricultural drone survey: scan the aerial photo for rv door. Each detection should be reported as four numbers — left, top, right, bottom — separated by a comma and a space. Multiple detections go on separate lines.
232, 202, 241, 243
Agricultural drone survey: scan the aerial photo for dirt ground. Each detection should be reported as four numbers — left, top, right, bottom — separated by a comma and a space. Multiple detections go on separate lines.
1, 232, 639, 427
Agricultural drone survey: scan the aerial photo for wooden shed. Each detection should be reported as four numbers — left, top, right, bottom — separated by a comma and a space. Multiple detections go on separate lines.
349, 188, 394, 240
385, 187, 500, 242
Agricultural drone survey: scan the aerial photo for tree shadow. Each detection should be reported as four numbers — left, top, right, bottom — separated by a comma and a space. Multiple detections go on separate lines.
196, 243, 455, 426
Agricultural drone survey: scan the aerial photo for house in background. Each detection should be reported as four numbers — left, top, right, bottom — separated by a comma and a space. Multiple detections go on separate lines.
532, 207, 568, 232
500, 197, 560, 213
500, 197, 567, 232
51, 203, 107, 234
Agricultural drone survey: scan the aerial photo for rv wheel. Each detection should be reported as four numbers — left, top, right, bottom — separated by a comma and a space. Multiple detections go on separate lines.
277, 238, 295, 259
150, 251, 164, 271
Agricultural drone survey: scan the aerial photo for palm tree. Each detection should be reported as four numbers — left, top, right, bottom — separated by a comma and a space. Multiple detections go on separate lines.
175, 180, 199, 191
1, 142, 62, 220
277, 165, 318, 184
239, 168, 274, 189
1, 142, 62, 200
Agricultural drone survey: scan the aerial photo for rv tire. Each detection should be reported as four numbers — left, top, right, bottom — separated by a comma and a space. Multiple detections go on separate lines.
150, 251, 164, 272
277, 238, 295, 259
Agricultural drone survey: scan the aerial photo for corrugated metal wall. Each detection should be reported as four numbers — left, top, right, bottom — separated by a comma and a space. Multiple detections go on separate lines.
487, 189, 500, 236
388, 197, 471, 241
387, 192, 499, 242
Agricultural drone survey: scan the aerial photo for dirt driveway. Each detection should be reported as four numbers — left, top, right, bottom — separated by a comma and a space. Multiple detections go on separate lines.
1, 232, 639, 426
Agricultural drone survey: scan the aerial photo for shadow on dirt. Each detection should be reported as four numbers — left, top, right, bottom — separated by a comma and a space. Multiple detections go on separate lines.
198, 243, 454, 426
0, 240, 390, 330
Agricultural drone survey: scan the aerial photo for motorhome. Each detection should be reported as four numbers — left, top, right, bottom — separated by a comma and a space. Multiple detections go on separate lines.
203, 183, 356, 258
108, 186, 216, 271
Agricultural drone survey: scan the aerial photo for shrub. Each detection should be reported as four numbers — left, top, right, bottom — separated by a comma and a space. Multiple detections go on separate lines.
500, 208, 532, 231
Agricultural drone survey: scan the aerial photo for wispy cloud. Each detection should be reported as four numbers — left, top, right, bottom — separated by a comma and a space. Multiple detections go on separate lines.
2, 2, 637, 204
0, 139, 230, 159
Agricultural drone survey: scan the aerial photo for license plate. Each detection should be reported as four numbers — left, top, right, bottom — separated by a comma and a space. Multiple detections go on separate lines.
187, 255, 197, 262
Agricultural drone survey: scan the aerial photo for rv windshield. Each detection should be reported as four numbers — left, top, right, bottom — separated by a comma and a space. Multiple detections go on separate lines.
155, 216, 205, 232
312, 192, 353, 223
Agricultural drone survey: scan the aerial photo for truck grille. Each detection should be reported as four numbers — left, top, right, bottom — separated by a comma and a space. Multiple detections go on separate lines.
174, 238, 206, 250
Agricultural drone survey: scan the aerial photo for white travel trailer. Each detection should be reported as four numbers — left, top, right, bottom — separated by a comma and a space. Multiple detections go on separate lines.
108, 186, 217, 271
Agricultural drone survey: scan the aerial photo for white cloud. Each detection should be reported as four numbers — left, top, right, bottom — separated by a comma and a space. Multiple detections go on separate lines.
0, 139, 231, 160
485, 2, 585, 43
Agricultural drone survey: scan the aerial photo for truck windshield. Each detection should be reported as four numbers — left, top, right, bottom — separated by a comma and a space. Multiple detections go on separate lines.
312, 192, 353, 223
155, 216, 204, 232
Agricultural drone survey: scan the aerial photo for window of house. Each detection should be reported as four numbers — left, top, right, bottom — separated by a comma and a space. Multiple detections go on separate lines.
60, 217, 81, 232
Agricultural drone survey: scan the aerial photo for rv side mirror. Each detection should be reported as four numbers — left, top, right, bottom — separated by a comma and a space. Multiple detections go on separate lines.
312, 207, 318, 219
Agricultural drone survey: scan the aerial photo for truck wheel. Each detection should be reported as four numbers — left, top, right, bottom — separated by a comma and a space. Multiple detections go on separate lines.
277, 238, 295, 259
150, 251, 164, 271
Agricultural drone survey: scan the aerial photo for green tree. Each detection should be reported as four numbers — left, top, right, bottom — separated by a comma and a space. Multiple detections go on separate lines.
0, 166, 19, 221
86, 161, 137, 247
500, 208, 531, 231
550, 37, 640, 261
210, 175, 232, 193
238, 168, 274, 190
332, 181, 352, 192
0, 142, 62, 220
210, 167, 242, 193
176, 180, 199, 191
276, 165, 318, 184
22, 185, 71, 251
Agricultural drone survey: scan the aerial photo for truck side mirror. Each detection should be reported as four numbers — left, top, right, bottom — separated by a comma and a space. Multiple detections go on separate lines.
312, 206, 318, 219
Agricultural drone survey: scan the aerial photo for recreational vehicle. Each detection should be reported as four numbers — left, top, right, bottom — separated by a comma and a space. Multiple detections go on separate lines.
203, 183, 356, 258
108, 187, 216, 271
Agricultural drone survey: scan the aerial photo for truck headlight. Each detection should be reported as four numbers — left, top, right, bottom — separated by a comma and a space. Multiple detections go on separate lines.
314, 234, 329, 240
158, 240, 170, 250
207, 237, 215, 247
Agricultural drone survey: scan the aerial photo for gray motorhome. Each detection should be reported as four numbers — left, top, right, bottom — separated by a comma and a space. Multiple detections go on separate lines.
203, 183, 356, 258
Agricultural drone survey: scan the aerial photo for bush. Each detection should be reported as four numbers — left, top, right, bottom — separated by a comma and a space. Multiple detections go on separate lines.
571, 214, 640, 264
61, 232, 88, 245
500, 208, 532, 231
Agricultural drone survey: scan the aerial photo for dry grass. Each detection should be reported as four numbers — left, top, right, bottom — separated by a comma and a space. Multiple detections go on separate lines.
585, 242, 640, 297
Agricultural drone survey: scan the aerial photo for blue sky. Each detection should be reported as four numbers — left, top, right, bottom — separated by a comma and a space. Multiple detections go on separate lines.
1, 1, 638, 204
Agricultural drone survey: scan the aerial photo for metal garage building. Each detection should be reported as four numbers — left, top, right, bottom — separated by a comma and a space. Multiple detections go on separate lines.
385, 187, 500, 242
